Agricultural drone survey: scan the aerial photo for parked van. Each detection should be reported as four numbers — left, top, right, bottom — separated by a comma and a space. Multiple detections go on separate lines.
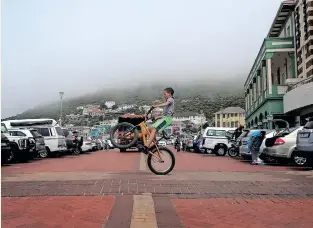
2, 119, 67, 157
202, 127, 235, 156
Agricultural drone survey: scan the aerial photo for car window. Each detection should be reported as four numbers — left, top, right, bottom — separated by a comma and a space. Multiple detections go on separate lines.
16, 131, 26, 136
239, 130, 249, 138
206, 130, 226, 137
63, 129, 69, 137
55, 127, 64, 136
304, 121, 313, 129
30, 129, 41, 138
35, 128, 51, 137
9, 131, 26, 136
1, 123, 8, 133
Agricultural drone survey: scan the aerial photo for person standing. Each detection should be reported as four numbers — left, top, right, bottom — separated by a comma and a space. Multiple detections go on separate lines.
248, 131, 266, 165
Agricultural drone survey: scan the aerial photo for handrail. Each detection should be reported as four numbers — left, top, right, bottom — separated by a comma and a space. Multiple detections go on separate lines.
287, 75, 313, 92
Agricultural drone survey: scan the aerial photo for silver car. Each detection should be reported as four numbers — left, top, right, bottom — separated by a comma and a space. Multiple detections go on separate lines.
260, 126, 307, 165
296, 118, 313, 167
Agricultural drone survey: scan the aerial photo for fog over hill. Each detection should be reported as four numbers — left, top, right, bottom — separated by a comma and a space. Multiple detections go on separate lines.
3, 75, 246, 121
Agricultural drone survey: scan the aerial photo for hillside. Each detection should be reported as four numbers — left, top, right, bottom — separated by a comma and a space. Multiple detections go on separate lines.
3, 78, 246, 121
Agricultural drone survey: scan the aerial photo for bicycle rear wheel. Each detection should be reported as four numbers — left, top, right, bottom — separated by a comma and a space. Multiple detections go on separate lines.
147, 147, 175, 175
110, 122, 139, 149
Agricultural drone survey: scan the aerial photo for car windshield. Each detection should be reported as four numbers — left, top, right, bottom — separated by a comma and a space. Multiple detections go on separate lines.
1, 123, 8, 133
239, 130, 249, 138
304, 121, 313, 129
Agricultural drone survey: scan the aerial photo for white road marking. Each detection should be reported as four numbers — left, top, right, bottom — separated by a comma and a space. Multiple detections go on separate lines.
130, 194, 158, 228
139, 152, 147, 171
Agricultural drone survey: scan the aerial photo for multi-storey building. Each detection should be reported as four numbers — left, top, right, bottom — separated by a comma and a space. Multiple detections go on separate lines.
245, 0, 297, 129
284, 0, 313, 124
214, 107, 245, 128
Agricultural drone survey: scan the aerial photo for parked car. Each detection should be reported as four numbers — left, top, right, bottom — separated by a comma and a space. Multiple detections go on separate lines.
157, 140, 167, 147
239, 129, 270, 160
296, 118, 313, 168
202, 127, 235, 156
1, 123, 41, 162
1, 133, 12, 164
106, 139, 114, 149
81, 141, 93, 152
2, 119, 67, 157
260, 126, 306, 165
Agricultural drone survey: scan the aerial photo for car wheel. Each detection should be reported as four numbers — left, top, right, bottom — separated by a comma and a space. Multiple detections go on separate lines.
7, 149, 15, 163
293, 154, 307, 166
215, 146, 226, 156
39, 150, 48, 158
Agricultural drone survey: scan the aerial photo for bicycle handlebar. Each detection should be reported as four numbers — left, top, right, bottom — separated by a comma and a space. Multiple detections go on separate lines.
145, 106, 155, 119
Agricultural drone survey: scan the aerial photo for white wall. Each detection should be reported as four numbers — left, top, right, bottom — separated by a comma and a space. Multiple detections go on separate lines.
284, 82, 313, 113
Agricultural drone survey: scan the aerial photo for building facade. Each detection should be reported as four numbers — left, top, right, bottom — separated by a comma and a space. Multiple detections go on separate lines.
215, 107, 245, 128
245, 1, 297, 129
282, 0, 313, 124
173, 112, 206, 126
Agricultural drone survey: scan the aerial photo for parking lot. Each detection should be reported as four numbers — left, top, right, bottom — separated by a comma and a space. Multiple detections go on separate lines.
2, 148, 313, 228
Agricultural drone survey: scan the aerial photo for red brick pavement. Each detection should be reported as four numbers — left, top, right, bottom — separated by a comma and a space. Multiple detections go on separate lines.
1, 150, 139, 173
174, 151, 297, 172
2, 196, 114, 228
172, 198, 313, 228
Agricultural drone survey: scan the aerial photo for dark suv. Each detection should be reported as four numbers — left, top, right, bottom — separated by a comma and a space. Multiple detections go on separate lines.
296, 118, 313, 167
1, 133, 12, 164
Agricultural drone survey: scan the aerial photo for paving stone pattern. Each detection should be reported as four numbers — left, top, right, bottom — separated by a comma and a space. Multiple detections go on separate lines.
2, 178, 313, 198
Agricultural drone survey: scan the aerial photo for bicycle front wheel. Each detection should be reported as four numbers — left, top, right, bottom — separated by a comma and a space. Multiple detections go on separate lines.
147, 147, 175, 175
110, 122, 138, 149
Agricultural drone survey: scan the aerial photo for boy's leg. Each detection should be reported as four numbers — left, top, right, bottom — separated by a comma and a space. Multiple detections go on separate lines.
144, 117, 172, 152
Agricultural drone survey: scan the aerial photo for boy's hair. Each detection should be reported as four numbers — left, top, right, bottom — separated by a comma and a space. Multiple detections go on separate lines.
164, 87, 174, 96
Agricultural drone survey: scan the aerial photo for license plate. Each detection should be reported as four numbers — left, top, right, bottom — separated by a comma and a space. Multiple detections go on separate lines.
300, 133, 310, 138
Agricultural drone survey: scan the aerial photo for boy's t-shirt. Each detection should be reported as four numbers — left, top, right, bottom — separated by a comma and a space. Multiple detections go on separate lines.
163, 97, 175, 117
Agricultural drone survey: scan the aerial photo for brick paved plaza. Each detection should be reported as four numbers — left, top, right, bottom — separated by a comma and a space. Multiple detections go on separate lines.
2, 149, 313, 228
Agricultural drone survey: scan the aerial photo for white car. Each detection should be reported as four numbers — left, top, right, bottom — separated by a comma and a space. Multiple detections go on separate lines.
106, 139, 114, 149
158, 140, 167, 147
81, 141, 93, 152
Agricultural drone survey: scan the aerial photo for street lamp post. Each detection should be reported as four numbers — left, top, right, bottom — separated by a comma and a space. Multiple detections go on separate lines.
59, 92, 64, 127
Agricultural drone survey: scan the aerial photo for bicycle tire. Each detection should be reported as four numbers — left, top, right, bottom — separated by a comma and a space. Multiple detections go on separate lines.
147, 147, 175, 175
110, 122, 139, 149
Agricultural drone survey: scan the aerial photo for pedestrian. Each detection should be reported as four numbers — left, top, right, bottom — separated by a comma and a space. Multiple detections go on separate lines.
233, 123, 244, 140
248, 130, 266, 165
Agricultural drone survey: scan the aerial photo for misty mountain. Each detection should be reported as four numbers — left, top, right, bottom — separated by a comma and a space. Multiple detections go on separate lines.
3, 77, 245, 121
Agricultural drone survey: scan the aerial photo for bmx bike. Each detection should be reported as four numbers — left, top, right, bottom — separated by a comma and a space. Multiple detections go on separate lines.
109, 107, 175, 175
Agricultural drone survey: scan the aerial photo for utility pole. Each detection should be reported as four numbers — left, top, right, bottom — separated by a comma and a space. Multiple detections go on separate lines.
59, 92, 64, 127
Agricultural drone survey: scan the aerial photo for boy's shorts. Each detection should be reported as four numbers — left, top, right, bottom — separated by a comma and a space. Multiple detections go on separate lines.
152, 116, 173, 133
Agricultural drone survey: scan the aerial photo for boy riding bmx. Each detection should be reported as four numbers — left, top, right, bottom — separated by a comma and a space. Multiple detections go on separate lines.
143, 87, 175, 154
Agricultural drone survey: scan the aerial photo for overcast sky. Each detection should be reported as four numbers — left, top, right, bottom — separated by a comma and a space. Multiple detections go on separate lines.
2, 0, 283, 117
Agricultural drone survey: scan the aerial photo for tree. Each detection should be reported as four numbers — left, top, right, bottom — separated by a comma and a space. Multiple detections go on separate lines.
100, 103, 108, 110
111, 104, 118, 110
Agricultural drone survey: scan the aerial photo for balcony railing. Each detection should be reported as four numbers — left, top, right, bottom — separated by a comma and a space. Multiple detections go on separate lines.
287, 75, 313, 92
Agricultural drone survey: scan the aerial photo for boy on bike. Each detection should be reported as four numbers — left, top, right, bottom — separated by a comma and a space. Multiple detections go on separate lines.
143, 87, 175, 154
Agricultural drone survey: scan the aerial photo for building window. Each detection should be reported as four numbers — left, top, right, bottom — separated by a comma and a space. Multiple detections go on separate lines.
217, 114, 220, 119
231, 113, 234, 117
222, 122, 226, 127
235, 113, 238, 117
217, 122, 220, 127
231, 121, 235, 127
223, 114, 225, 118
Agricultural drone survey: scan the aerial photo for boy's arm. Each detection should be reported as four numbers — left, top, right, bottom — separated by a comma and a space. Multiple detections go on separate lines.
152, 99, 172, 108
